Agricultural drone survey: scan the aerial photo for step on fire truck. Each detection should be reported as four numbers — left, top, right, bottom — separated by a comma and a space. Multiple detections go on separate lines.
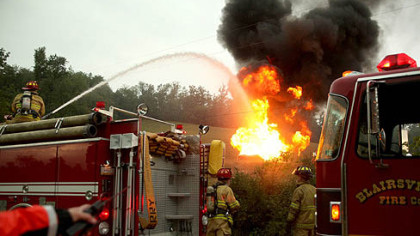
316, 53, 420, 235
0, 104, 223, 235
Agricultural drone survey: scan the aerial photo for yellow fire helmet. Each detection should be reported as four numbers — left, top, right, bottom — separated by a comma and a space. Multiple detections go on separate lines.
292, 166, 313, 179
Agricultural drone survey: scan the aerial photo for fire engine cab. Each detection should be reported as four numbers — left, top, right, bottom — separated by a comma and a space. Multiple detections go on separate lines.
316, 53, 420, 235
0, 104, 223, 235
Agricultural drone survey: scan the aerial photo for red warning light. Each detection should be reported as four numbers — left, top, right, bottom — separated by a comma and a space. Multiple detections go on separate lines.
96, 101, 106, 109
377, 53, 417, 72
175, 124, 187, 134
99, 207, 110, 221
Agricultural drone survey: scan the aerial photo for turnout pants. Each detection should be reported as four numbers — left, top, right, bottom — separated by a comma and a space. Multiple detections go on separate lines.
206, 218, 231, 236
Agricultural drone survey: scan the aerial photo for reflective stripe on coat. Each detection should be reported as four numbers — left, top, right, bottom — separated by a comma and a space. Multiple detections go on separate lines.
207, 182, 240, 236
287, 181, 316, 230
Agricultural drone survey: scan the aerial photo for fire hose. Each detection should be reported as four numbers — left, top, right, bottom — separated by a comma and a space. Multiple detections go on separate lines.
138, 132, 158, 229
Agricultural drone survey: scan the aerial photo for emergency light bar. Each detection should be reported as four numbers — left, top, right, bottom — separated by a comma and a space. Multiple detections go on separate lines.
377, 53, 417, 72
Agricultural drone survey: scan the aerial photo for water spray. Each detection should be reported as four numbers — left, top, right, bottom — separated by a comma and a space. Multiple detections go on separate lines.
42, 52, 236, 119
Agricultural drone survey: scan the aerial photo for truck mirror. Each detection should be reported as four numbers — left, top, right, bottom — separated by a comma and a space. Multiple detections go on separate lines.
367, 83, 381, 134
366, 81, 389, 168
378, 128, 386, 153
137, 103, 149, 116
366, 81, 383, 162
199, 124, 209, 135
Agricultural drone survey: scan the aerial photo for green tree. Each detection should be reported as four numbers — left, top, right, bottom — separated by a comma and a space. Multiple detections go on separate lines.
208, 85, 233, 127
34, 47, 48, 81
0, 48, 10, 72
180, 85, 211, 124
165, 82, 182, 121
154, 82, 183, 121
113, 86, 141, 119
136, 82, 158, 118
0, 49, 31, 122
47, 54, 68, 78
0, 48, 14, 121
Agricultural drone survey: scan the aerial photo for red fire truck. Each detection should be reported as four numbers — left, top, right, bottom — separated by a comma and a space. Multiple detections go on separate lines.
316, 53, 420, 235
0, 104, 222, 235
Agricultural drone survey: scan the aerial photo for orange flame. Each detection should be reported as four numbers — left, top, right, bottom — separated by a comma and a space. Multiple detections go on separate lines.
292, 122, 311, 156
284, 108, 298, 123
231, 98, 289, 160
287, 86, 302, 99
231, 65, 312, 161
304, 99, 314, 110
242, 65, 280, 95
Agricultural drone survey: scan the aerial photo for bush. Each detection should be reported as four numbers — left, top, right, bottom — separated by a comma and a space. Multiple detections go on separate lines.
230, 154, 315, 236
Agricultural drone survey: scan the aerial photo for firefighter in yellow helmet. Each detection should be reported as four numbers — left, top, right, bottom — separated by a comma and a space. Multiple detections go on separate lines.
8, 81, 45, 123
286, 166, 316, 236
206, 168, 240, 236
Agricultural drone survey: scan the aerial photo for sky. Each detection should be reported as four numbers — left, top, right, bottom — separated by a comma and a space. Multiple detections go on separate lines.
1, 0, 420, 95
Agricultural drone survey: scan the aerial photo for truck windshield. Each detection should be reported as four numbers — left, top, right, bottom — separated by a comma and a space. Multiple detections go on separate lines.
317, 95, 348, 160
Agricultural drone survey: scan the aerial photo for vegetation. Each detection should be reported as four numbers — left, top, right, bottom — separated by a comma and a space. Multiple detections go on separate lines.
231, 154, 315, 236
408, 124, 420, 156
0, 47, 233, 127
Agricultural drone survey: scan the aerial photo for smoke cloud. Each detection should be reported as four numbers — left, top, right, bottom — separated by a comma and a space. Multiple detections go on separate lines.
218, 0, 380, 103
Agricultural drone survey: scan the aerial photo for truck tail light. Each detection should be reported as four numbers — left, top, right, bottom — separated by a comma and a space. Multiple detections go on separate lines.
330, 201, 341, 223
377, 53, 417, 71
99, 207, 110, 221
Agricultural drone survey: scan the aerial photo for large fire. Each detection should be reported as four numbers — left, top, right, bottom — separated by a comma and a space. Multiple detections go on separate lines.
231, 65, 313, 161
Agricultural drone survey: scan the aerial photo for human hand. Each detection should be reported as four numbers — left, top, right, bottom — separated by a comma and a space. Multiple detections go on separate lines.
68, 204, 97, 225
4, 115, 12, 120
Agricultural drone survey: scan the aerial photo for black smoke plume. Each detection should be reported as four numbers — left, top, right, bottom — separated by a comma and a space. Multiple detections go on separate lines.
218, 0, 380, 103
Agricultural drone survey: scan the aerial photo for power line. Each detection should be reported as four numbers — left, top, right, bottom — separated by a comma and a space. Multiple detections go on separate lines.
133, 1, 420, 59
374, 2, 420, 16
87, 1, 420, 80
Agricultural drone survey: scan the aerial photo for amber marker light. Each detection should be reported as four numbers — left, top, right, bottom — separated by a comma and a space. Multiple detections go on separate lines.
342, 70, 353, 77
330, 201, 341, 223
342, 70, 363, 77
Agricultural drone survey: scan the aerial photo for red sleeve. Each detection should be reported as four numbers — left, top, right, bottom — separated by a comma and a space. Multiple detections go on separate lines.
0, 205, 58, 236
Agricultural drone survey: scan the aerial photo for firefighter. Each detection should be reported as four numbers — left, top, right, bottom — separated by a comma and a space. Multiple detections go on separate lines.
8, 81, 45, 123
286, 166, 316, 236
206, 168, 240, 236
0, 204, 97, 236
